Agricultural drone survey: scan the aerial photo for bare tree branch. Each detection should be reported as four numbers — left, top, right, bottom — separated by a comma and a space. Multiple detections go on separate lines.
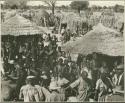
43, 0, 57, 14
43, 1, 52, 7
43, 0, 56, 7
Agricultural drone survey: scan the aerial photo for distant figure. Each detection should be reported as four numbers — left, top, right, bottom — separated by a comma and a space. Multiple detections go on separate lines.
76, 53, 83, 73
61, 27, 66, 36
120, 23, 124, 34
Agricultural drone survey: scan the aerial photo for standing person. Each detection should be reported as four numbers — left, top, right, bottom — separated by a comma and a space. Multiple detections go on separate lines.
44, 46, 50, 68
76, 53, 83, 75
36, 43, 44, 69
66, 29, 71, 41
94, 73, 113, 102
48, 44, 55, 70
81, 60, 92, 80
41, 71, 51, 88
34, 76, 51, 101
46, 81, 64, 102
40, 75, 51, 101
47, 34, 52, 41
19, 76, 39, 102
57, 74, 69, 101
69, 61, 78, 82
106, 64, 124, 102
112, 64, 124, 90
67, 71, 92, 102
34, 79, 45, 101
100, 61, 109, 75
1, 77, 17, 101
57, 46, 63, 58
60, 27, 66, 44
51, 36, 58, 51
91, 59, 99, 88
16, 64, 27, 99
63, 32, 68, 43
61, 27, 66, 36
51, 35, 58, 43
59, 51, 67, 62
54, 58, 64, 79
63, 59, 70, 79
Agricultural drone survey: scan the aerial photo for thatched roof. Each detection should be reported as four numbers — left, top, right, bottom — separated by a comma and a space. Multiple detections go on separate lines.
62, 23, 124, 56
2, 14, 44, 36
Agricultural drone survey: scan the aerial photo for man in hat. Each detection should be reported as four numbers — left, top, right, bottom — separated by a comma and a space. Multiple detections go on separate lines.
19, 76, 39, 102
67, 71, 92, 102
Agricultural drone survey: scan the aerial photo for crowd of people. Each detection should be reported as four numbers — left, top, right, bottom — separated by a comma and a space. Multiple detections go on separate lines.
1, 29, 124, 102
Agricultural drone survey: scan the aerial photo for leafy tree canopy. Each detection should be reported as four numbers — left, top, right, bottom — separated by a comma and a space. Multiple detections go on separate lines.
70, 1, 89, 10
4, 0, 27, 9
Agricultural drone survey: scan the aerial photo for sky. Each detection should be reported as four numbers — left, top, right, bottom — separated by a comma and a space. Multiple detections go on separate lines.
27, 1, 125, 7
0, 0, 124, 7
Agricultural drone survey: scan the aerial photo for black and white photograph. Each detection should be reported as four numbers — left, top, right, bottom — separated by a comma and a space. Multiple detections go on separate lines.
0, 0, 124, 102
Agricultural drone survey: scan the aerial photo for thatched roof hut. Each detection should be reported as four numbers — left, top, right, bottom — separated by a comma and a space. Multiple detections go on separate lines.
62, 23, 124, 56
2, 14, 44, 36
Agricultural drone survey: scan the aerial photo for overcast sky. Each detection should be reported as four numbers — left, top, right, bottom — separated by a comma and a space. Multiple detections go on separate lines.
0, 0, 124, 7
27, 1, 125, 7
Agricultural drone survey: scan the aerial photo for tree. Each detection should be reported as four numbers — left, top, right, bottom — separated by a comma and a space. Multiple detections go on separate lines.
114, 4, 124, 13
61, 5, 66, 9
43, 1, 56, 15
103, 6, 107, 9
4, 0, 27, 9
20, 0, 28, 9
97, 6, 102, 11
70, 1, 89, 15
91, 5, 102, 12
91, 5, 98, 11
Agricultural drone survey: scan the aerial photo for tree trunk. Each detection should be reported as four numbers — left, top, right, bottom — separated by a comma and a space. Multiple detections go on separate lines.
52, 5, 55, 15
78, 9, 80, 16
